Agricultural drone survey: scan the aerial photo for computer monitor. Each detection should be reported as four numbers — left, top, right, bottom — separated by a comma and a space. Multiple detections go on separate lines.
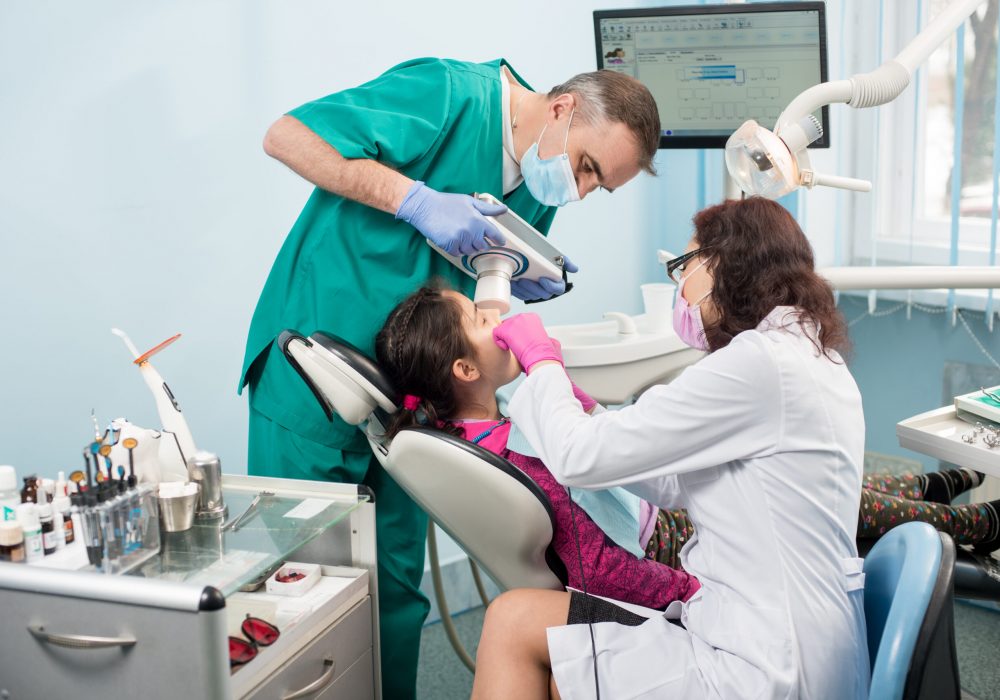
594, 2, 829, 149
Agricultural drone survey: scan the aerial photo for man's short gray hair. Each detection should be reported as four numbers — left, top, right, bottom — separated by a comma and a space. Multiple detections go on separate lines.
547, 71, 660, 175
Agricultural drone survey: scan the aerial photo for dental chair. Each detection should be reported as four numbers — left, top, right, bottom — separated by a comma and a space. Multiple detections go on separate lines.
863, 521, 960, 700
278, 330, 566, 671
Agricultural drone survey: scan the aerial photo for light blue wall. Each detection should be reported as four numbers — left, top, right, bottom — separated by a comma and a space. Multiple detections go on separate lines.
0, 0, 697, 481
841, 297, 1000, 472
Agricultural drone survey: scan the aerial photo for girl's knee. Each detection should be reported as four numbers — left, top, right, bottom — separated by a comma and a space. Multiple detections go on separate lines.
483, 590, 529, 634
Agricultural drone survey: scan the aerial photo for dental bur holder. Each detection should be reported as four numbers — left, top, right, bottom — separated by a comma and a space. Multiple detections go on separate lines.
75, 482, 160, 574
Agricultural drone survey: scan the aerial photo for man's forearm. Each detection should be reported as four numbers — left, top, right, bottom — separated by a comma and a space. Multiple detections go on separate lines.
263, 115, 412, 214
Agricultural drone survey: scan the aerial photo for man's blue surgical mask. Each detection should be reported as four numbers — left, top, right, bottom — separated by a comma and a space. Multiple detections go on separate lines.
520, 110, 581, 207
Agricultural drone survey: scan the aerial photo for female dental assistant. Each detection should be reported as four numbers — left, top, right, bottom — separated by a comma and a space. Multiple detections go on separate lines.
474, 197, 870, 699
239, 57, 660, 698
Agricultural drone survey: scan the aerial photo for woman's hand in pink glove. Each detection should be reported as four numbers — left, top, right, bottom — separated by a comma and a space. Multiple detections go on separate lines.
492, 313, 563, 373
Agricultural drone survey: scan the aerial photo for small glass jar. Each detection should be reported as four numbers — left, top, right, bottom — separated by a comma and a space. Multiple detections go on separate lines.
38, 503, 56, 555
0, 521, 25, 562
20, 475, 38, 504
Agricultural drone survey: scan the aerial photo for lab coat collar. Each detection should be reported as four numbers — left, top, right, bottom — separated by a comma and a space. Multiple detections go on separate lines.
756, 306, 818, 339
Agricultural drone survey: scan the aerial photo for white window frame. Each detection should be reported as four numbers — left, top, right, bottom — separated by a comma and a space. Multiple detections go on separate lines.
837, 1, 999, 311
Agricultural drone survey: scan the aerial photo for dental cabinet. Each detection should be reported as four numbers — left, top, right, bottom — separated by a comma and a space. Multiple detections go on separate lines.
0, 474, 381, 700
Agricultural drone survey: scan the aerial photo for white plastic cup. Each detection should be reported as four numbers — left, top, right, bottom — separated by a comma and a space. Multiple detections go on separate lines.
641, 283, 675, 331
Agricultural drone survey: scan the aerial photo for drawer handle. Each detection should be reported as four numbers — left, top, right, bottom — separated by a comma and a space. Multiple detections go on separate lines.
281, 656, 336, 700
28, 624, 137, 649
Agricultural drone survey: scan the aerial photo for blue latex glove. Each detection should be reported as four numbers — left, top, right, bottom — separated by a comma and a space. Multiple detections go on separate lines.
395, 181, 507, 255
511, 256, 579, 301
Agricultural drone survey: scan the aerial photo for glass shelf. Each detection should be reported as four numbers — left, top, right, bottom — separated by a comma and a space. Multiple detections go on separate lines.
129, 487, 367, 596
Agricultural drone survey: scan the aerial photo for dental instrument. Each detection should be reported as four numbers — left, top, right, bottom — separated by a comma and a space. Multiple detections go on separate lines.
111, 329, 197, 466
123, 437, 137, 485
428, 193, 573, 314
221, 491, 272, 532
725, 0, 987, 198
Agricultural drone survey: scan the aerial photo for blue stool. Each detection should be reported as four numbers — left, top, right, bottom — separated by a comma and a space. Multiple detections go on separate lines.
863, 521, 960, 700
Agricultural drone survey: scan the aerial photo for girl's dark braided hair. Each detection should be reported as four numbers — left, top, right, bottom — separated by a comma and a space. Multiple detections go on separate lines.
375, 282, 477, 439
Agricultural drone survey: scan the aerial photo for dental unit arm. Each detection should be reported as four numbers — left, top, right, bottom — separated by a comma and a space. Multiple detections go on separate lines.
428, 193, 572, 314
725, 0, 986, 199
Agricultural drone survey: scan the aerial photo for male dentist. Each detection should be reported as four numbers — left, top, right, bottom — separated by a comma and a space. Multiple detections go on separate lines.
240, 56, 660, 698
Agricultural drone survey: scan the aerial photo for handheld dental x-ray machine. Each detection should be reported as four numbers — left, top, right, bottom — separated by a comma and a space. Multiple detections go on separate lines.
427, 193, 573, 314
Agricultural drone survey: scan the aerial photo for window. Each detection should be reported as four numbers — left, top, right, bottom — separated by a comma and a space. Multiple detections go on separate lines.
837, 0, 1000, 313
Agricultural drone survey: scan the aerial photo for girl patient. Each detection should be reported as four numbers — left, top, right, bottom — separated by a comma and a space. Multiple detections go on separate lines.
375, 284, 700, 609
374, 285, 1000, 609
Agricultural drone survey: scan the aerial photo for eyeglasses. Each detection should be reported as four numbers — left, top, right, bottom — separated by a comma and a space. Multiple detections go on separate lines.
229, 614, 280, 667
664, 247, 710, 285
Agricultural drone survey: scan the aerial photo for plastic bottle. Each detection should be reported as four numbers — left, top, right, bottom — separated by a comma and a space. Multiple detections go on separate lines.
38, 503, 56, 555
0, 466, 18, 522
54, 471, 67, 499
0, 521, 25, 562
53, 495, 73, 546
16, 504, 43, 563
40, 478, 55, 504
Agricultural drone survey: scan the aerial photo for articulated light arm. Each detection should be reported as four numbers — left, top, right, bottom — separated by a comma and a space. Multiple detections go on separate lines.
726, 0, 986, 199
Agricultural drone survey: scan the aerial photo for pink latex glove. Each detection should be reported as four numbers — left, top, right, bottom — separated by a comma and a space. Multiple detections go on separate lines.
493, 313, 563, 373
571, 381, 599, 412
549, 336, 564, 363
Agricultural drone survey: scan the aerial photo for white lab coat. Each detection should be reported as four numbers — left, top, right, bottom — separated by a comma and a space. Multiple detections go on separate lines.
508, 307, 870, 700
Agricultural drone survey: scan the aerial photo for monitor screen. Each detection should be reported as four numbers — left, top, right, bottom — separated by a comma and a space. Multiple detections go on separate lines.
594, 2, 829, 149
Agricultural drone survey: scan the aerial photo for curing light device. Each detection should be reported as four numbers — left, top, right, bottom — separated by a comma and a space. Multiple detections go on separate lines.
111, 328, 197, 467
725, 0, 986, 199
427, 193, 572, 314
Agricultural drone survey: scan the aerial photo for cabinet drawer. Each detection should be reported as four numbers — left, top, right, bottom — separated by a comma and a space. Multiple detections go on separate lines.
242, 596, 372, 699
317, 649, 374, 699
0, 587, 230, 699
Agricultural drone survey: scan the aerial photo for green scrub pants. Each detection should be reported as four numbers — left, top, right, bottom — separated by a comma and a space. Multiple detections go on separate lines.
247, 408, 430, 699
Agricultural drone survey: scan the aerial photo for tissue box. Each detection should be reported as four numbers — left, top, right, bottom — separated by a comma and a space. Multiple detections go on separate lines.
265, 562, 321, 596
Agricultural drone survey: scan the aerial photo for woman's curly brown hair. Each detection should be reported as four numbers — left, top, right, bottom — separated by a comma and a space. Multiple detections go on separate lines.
694, 197, 850, 360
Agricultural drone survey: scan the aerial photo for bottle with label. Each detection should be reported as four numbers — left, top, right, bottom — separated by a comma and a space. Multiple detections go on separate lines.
0, 466, 18, 522
20, 476, 38, 504
16, 504, 43, 563
39, 478, 54, 504
38, 503, 57, 555
0, 521, 25, 562
53, 495, 74, 546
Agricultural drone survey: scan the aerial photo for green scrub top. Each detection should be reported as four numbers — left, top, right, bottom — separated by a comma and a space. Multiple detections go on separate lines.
240, 57, 557, 452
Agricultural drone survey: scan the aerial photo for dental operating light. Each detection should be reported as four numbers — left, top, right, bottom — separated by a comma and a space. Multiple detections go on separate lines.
725, 0, 987, 198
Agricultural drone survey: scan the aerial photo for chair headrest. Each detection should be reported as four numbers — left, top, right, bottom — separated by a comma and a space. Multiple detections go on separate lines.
309, 331, 399, 405
279, 330, 399, 424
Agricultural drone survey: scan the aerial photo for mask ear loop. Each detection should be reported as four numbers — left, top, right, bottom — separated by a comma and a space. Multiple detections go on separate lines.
680, 258, 712, 308
561, 109, 575, 156
532, 107, 575, 158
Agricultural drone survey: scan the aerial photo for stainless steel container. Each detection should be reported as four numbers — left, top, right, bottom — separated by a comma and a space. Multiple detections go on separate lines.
187, 451, 227, 519
158, 488, 199, 533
